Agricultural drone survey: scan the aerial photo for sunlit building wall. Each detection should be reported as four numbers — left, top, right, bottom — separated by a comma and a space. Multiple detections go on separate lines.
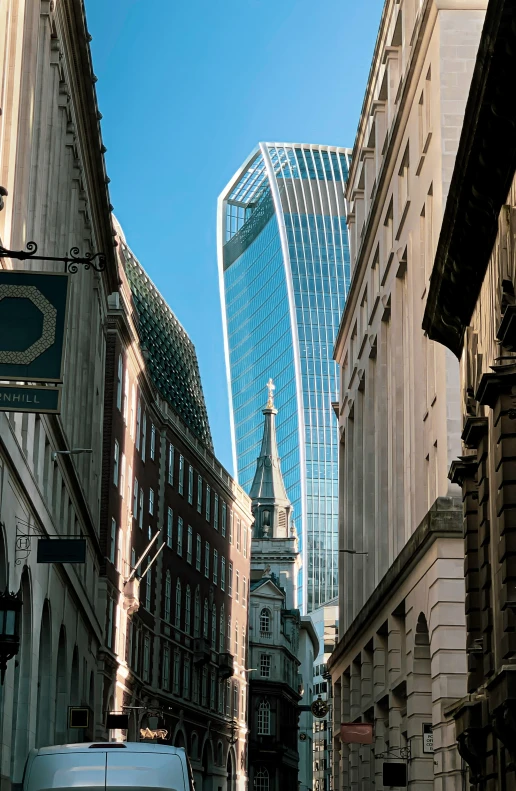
217, 143, 350, 612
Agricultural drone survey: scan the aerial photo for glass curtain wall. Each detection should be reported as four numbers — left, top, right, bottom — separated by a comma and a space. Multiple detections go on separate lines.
218, 143, 350, 612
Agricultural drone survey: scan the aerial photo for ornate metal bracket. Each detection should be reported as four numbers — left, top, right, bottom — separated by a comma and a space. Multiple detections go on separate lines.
0, 241, 106, 273
375, 744, 411, 761
15, 518, 42, 566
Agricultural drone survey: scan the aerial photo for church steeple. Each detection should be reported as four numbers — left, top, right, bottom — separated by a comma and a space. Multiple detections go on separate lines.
250, 379, 292, 538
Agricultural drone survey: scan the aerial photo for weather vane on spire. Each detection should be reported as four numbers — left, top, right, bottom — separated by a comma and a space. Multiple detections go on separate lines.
266, 378, 275, 408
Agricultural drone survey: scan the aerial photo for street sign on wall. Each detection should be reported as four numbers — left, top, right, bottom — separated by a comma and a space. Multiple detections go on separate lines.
0, 383, 61, 413
0, 270, 69, 382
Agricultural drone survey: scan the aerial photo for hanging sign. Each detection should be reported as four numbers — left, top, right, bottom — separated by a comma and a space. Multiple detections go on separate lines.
423, 723, 433, 753
0, 384, 61, 413
0, 270, 69, 383
340, 722, 374, 744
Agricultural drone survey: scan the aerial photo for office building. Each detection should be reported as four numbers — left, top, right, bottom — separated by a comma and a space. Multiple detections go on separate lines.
218, 143, 350, 612
327, 1, 486, 789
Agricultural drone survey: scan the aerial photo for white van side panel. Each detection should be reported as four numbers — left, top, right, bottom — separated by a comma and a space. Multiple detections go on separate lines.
106, 752, 186, 791
27, 754, 107, 791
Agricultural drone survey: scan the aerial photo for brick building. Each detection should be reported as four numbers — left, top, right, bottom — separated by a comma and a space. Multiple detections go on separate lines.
100, 224, 252, 791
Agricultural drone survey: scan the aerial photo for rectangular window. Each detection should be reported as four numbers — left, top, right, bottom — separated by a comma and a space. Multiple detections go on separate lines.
150, 424, 156, 460
136, 401, 141, 450
143, 635, 150, 682
214, 494, 219, 531
243, 526, 248, 559
228, 561, 233, 597
206, 485, 211, 522
133, 478, 138, 519
204, 541, 210, 578
120, 453, 126, 497
166, 508, 173, 548
193, 668, 200, 704
149, 488, 154, 515
210, 670, 216, 711
113, 440, 120, 487
162, 644, 170, 690
201, 668, 208, 708
222, 502, 226, 537
127, 464, 132, 506
229, 511, 233, 544
225, 681, 231, 716
139, 490, 144, 530
183, 657, 191, 699
106, 598, 114, 649
117, 527, 122, 572
188, 465, 194, 505
141, 414, 147, 462
116, 355, 123, 411
177, 517, 183, 556
187, 525, 193, 564
110, 518, 116, 564
196, 535, 202, 571
242, 576, 247, 607
221, 558, 226, 591
235, 570, 240, 603
218, 680, 224, 714
123, 370, 129, 422
233, 682, 238, 718
213, 549, 218, 585
236, 518, 241, 551
179, 455, 184, 495
173, 651, 180, 694
197, 475, 203, 513
168, 444, 174, 485
145, 567, 152, 610
260, 654, 271, 677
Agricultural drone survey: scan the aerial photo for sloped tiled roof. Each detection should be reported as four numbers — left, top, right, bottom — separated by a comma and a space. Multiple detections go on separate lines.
121, 245, 213, 450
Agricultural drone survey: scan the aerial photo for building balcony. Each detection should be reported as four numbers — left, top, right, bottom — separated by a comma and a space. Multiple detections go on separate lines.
218, 652, 234, 679
193, 638, 211, 666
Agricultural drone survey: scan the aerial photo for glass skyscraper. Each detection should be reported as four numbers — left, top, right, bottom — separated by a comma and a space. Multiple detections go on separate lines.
217, 143, 350, 612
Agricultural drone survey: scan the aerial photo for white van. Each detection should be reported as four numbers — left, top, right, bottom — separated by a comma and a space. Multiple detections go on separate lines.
23, 742, 195, 791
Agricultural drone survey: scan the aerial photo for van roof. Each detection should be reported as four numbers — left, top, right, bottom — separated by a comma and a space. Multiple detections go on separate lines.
35, 743, 185, 756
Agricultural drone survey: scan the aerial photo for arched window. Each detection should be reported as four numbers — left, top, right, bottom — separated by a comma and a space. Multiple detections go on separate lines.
185, 586, 191, 634
194, 588, 201, 637
164, 571, 171, 622
257, 701, 270, 736
254, 766, 269, 790
116, 355, 123, 411
203, 598, 209, 639
211, 604, 217, 649
175, 580, 182, 629
220, 604, 225, 651
260, 608, 271, 635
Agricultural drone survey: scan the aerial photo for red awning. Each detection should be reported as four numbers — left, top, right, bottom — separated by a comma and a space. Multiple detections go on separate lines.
340, 723, 374, 744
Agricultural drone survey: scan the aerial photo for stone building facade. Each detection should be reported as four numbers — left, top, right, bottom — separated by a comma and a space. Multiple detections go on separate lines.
328, 1, 486, 790
102, 229, 252, 791
0, 1, 117, 789
423, 1, 516, 787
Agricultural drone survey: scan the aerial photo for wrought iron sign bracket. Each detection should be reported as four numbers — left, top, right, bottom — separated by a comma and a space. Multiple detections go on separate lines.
0, 242, 106, 273
15, 519, 42, 566
374, 744, 411, 762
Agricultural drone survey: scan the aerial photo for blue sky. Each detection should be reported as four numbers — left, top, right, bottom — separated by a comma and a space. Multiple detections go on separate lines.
85, 0, 383, 474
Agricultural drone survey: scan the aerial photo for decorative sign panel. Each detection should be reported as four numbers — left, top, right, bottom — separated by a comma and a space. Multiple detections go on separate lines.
37, 538, 86, 563
106, 713, 129, 730
0, 384, 61, 413
383, 763, 407, 787
69, 707, 90, 728
0, 270, 69, 382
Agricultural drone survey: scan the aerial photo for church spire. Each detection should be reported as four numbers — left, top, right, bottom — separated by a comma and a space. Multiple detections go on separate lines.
250, 379, 292, 538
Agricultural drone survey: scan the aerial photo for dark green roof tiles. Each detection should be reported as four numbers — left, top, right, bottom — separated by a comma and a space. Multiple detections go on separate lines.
122, 246, 213, 450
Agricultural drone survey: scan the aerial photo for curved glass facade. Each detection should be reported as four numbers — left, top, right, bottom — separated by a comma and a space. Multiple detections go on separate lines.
218, 143, 350, 612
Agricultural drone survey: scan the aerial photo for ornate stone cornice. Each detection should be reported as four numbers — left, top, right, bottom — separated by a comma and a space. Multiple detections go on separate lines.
422, 0, 516, 357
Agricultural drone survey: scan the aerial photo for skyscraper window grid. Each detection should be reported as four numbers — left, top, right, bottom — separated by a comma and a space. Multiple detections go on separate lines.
218, 142, 351, 612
